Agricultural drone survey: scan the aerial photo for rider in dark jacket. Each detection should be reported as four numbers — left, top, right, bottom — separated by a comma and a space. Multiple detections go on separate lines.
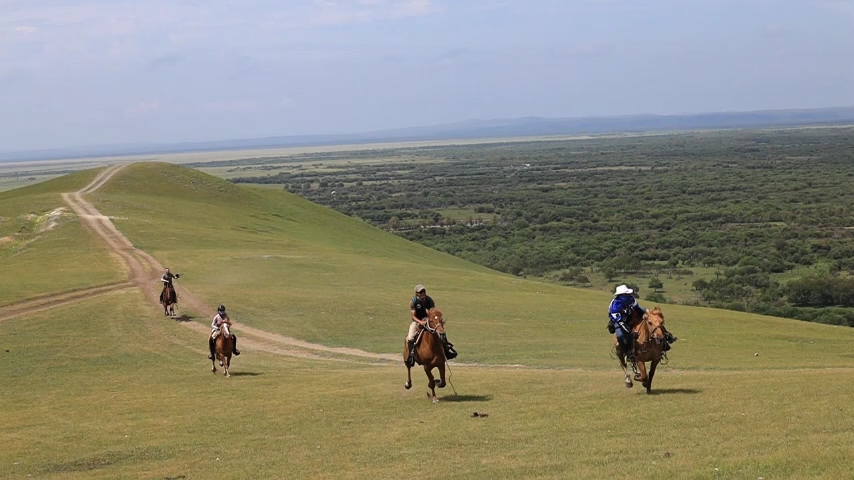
405, 284, 457, 366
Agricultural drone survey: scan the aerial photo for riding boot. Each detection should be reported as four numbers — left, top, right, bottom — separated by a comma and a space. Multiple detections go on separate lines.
208, 336, 216, 360
440, 333, 458, 360
232, 335, 240, 356
664, 331, 678, 343
405, 340, 417, 367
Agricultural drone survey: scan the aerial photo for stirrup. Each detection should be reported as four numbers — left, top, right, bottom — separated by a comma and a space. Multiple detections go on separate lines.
233, 349, 240, 356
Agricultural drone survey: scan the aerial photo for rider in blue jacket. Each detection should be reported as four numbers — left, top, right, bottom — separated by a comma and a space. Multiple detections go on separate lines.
608, 284, 676, 359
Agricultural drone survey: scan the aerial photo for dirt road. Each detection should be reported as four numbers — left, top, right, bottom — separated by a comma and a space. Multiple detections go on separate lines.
6, 165, 399, 363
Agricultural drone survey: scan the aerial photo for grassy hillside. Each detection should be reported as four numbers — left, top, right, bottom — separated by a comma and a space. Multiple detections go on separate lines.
2, 291, 853, 479
2, 164, 854, 479
91, 163, 854, 369
0, 169, 125, 305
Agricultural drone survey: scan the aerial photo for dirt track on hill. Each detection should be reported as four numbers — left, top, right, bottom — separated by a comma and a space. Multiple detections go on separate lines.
56, 165, 398, 363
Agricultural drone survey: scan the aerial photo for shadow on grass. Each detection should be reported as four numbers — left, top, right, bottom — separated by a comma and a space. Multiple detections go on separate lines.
172, 314, 193, 323
648, 388, 701, 396
229, 371, 262, 377
440, 394, 492, 402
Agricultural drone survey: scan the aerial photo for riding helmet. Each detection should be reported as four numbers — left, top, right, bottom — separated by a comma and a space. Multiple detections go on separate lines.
218, 305, 226, 313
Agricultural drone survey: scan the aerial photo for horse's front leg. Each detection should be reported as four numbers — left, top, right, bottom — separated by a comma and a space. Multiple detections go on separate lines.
425, 367, 438, 403
643, 358, 660, 394
211, 356, 217, 374
635, 360, 648, 384
437, 363, 446, 389
224, 355, 230, 377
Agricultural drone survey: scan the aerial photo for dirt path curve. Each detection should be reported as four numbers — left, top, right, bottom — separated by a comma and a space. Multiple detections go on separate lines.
4, 282, 135, 321
60, 165, 399, 363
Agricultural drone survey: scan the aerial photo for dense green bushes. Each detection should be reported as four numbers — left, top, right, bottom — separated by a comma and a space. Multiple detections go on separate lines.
227, 127, 854, 325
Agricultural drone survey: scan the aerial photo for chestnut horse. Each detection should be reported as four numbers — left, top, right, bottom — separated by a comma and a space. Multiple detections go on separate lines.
212, 320, 234, 377
159, 283, 177, 317
404, 308, 447, 403
616, 306, 667, 394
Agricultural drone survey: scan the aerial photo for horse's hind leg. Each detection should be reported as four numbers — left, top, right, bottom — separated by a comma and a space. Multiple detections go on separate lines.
617, 348, 633, 388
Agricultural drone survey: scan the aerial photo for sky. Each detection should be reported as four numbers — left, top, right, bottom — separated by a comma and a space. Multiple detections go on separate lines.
1, 0, 853, 150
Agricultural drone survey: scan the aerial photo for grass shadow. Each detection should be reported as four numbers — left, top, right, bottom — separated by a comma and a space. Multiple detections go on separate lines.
171, 314, 193, 323
229, 372, 262, 377
648, 388, 701, 396
441, 394, 492, 402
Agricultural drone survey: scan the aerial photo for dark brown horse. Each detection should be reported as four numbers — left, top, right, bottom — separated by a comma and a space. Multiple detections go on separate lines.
404, 308, 447, 403
159, 283, 177, 317
212, 320, 234, 377
616, 306, 667, 394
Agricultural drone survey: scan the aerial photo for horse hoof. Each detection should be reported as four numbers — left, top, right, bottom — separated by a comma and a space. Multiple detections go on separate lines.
404, 382, 412, 390
432, 398, 439, 404
625, 382, 633, 388
434, 379, 441, 386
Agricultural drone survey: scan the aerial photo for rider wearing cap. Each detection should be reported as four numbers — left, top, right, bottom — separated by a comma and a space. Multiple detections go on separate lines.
209, 305, 240, 360
406, 284, 457, 367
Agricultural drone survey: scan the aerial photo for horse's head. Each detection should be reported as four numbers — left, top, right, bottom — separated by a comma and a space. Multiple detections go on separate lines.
220, 320, 232, 338
425, 308, 445, 334
643, 306, 665, 341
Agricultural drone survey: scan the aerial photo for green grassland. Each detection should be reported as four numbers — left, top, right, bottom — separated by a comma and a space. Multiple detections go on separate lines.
2, 163, 854, 478
0, 169, 125, 304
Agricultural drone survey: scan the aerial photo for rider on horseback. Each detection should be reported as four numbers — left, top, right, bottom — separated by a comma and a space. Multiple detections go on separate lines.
161, 268, 180, 287
608, 284, 677, 360
208, 305, 240, 360
406, 284, 457, 367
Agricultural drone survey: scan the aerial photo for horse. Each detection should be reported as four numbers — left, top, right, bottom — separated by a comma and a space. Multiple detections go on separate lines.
404, 308, 447, 403
211, 320, 234, 377
159, 282, 177, 318
615, 306, 667, 394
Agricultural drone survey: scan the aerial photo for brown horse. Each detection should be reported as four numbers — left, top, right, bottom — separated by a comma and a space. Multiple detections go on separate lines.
159, 283, 177, 317
212, 320, 234, 377
404, 308, 447, 403
616, 306, 667, 394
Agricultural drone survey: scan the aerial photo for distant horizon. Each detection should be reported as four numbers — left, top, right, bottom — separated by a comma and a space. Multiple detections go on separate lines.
3, 105, 853, 159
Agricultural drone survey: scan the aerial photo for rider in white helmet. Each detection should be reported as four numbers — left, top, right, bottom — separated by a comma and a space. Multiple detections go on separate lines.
209, 304, 240, 359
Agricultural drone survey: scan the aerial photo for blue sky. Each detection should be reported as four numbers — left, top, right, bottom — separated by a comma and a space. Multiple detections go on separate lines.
1, 0, 852, 150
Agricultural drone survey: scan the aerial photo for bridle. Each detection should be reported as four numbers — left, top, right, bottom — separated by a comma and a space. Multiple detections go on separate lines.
421, 314, 443, 334
644, 314, 666, 342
